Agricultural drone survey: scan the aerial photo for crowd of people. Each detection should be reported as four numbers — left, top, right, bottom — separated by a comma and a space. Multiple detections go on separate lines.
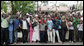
1, 11, 83, 45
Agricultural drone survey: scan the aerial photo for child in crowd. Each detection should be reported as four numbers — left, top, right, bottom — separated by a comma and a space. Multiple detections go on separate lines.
77, 20, 83, 42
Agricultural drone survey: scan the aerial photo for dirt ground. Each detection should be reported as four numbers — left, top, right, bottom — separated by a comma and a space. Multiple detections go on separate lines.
10, 42, 83, 45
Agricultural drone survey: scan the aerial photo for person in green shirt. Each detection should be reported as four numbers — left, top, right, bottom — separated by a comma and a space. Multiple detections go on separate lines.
73, 15, 80, 42
1, 14, 11, 45
1, 14, 11, 28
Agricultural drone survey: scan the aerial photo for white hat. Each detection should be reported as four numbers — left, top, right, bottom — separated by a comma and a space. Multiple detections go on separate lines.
35, 14, 38, 17
26, 13, 29, 15
72, 12, 75, 14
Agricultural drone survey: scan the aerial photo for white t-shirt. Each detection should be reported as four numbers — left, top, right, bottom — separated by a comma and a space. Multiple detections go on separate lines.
69, 22, 74, 30
77, 24, 83, 31
22, 20, 28, 29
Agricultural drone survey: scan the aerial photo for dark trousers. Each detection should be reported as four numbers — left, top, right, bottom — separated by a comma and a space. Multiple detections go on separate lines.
59, 29, 63, 41
1, 28, 9, 44
77, 31, 83, 42
13, 30, 15, 43
22, 29, 28, 43
44, 31, 48, 43
61, 28, 67, 42
40, 31, 45, 42
69, 30, 74, 41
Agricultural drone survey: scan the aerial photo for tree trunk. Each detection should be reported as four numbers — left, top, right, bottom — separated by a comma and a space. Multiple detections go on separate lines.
37, 1, 38, 13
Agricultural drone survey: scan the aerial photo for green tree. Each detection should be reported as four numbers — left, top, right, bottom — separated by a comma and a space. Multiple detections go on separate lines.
12, 1, 35, 14
1, 1, 7, 13
1, 1, 35, 14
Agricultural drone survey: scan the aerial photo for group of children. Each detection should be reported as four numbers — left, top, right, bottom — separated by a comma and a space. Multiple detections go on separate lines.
1, 11, 83, 45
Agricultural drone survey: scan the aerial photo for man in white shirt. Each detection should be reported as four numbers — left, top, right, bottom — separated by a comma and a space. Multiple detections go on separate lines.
20, 16, 30, 43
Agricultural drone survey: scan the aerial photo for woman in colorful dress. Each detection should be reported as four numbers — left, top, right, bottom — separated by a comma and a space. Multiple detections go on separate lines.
29, 17, 34, 43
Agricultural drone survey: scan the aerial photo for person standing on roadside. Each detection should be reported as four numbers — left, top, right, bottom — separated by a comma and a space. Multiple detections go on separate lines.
1, 14, 11, 45
47, 16, 53, 43
29, 16, 34, 43
8, 16, 14, 44
20, 15, 30, 43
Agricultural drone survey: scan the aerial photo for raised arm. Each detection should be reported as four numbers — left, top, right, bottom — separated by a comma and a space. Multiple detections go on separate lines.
1, 15, 4, 21
6, 15, 11, 20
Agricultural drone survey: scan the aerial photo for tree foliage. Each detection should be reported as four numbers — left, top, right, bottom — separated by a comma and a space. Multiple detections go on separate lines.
1, 1, 7, 13
1, 1, 35, 14
12, 1, 35, 14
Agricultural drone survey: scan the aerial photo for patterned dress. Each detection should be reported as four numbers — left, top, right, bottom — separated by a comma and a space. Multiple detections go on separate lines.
29, 23, 34, 42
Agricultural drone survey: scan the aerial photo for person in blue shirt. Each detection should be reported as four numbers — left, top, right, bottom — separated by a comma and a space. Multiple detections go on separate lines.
8, 16, 14, 44
13, 16, 20, 44
47, 17, 53, 43
52, 17, 62, 43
